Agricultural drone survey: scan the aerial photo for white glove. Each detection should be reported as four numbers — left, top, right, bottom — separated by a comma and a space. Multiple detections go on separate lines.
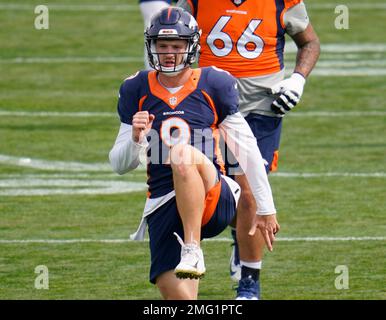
270, 72, 306, 116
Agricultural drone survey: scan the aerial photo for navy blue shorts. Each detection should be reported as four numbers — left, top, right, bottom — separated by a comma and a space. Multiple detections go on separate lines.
146, 176, 236, 284
225, 113, 282, 175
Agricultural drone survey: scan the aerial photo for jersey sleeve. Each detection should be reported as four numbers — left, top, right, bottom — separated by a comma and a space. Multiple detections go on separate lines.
284, 2, 309, 36
284, 0, 303, 8
206, 67, 240, 124
219, 112, 276, 215
117, 71, 142, 125
109, 122, 148, 175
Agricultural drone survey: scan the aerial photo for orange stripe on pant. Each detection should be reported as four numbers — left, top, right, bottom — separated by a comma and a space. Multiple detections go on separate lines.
270, 150, 279, 172
201, 178, 222, 226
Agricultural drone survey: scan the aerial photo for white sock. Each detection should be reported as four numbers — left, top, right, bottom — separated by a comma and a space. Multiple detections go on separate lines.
240, 260, 262, 270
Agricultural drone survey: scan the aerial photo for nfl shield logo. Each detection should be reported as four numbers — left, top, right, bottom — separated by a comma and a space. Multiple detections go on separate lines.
169, 96, 177, 106
231, 0, 246, 6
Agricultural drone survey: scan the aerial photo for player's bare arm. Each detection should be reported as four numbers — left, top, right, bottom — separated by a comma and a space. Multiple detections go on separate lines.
271, 23, 320, 116
292, 23, 321, 78
219, 112, 278, 251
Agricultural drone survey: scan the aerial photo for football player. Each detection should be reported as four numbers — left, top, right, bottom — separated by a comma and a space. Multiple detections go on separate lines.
109, 7, 278, 299
177, 0, 320, 299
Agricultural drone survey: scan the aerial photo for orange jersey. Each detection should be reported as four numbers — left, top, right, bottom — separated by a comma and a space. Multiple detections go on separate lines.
187, 0, 302, 78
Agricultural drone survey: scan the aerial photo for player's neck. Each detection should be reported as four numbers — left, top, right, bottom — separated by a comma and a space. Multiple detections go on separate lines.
157, 68, 193, 88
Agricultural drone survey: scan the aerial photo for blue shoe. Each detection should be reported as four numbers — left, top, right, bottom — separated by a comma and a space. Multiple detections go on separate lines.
230, 228, 241, 282
235, 277, 260, 300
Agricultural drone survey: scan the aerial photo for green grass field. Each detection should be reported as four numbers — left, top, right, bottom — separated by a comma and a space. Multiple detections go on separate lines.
0, 0, 385, 300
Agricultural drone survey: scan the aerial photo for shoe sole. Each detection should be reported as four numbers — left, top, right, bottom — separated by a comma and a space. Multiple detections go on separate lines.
174, 270, 205, 280
236, 297, 259, 300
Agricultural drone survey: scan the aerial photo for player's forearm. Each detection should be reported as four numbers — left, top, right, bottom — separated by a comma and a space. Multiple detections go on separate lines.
293, 24, 321, 78
109, 123, 147, 174
219, 113, 276, 215
294, 39, 320, 78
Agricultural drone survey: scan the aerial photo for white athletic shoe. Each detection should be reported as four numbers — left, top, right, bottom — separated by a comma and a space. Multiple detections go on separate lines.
230, 228, 241, 282
173, 232, 206, 279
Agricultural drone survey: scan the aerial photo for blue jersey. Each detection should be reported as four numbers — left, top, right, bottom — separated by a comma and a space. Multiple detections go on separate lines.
118, 67, 239, 198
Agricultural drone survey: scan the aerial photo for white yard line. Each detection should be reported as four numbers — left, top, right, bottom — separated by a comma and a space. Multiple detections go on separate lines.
285, 43, 386, 53
301, 68, 386, 77
290, 111, 386, 117
0, 155, 385, 177
1, 42, 385, 76
9, 57, 383, 67
0, 178, 146, 196
0, 110, 116, 117
1, 44, 385, 64
0, 4, 139, 11
0, 173, 121, 178
271, 172, 386, 178
207, 237, 386, 242
0, 236, 384, 244
1, 110, 385, 118
312, 60, 386, 67
0, 154, 112, 172
0, 178, 138, 187
3, 60, 386, 76
2, 57, 386, 64
0, 172, 144, 179
0, 57, 142, 64
1, 171, 384, 180
311, 53, 386, 60
1, 3, 385, 11
309, 3, 386, 10
0, 169, 384, 196
0, 187, 144, 196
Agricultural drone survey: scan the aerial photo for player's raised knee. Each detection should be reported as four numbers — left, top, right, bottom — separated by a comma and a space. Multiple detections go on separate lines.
170, 144, 209, 175
169, 144, 195, 176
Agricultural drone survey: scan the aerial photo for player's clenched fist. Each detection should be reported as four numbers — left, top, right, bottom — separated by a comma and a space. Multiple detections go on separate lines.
132, 111, 155, 143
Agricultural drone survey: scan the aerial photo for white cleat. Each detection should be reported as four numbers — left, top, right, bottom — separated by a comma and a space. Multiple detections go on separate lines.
173, 232, 206, 279
230, 228, 241, 282
230, 245, 241, 282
